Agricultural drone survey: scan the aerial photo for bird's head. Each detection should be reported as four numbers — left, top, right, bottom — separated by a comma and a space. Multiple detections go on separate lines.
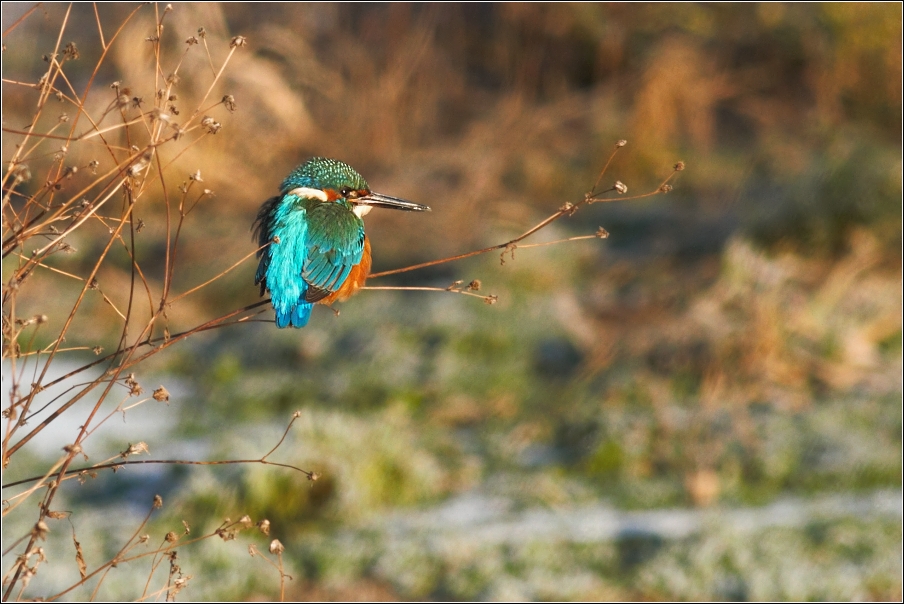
281, 157, 430, 217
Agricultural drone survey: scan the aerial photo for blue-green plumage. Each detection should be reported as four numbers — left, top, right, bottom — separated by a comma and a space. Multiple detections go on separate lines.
254, 158, 430, 328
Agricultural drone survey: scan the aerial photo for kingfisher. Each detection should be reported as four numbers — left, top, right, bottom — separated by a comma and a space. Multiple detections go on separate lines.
254, 157, 430, 328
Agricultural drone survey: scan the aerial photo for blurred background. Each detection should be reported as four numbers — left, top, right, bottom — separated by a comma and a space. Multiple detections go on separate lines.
2, 3, 901, 600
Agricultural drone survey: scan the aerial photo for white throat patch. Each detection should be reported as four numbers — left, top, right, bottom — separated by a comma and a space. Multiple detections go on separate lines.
353, 204, 373, 218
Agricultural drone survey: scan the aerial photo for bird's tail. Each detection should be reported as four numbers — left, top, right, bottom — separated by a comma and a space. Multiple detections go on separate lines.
275, 301, 313, 328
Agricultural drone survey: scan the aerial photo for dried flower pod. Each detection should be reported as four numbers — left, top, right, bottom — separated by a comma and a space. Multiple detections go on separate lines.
257, 519, 271, 535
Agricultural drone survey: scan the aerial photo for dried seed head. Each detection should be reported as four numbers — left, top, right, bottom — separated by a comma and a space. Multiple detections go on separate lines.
674, 161, 685, 171
659, 184, 673, 193
190, 170, 203, 182
58, 113, 69, 123
182, 520, 191, 534
129, 160, 148, 178
201, 116, 222, 134
139, 534, 150, 544
153, 494, 164, 509
36, 314, 48, 324
63, 42, 79, 60
186, 36, 199, 46
230, 35, 247, 48
616, 139, 627, 147
20, 567, 35, 589
596, 226, 610, 239
125, 373, 143, 396
63, 443, 82, 455
468, 280, 481, 291
239, 515, 253, 528
33, 521, 49, 540
197, 27, 207, 38
614, 181, 628, 194
222, 94, 236, 112
484, 295, 498, 305
269, 539, 285, 554
122, 442, 149, 458
257, 519, 271, 535
10, 163, 31, 183
93, 346, 103, 355
153, 386, 170, 403
165, 531, 178, 543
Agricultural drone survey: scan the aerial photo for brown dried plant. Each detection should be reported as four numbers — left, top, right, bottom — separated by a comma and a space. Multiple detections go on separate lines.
1, 5, 299, 599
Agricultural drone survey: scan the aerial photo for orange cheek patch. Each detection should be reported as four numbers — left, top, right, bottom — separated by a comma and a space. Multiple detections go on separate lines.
324, 189, 340, 201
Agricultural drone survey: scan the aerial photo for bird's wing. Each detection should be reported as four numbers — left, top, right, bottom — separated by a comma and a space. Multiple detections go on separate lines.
302, 203, 365, 303
252, 195, 282, 296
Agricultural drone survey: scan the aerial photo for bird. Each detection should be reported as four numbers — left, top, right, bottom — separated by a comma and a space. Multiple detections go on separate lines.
253, 157, 430, 328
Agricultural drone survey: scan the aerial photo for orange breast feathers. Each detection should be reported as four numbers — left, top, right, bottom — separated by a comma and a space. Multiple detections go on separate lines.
321, 235, 372, 305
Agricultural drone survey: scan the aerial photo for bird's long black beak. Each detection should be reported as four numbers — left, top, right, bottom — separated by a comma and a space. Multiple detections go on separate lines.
356, 192, 431, 212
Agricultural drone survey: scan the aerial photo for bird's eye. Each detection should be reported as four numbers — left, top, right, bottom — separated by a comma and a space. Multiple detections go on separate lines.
340, 186, 351, 197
